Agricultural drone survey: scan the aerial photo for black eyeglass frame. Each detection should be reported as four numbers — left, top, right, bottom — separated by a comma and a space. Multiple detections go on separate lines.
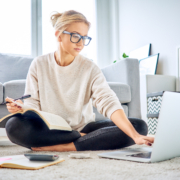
63, 30, 92, 46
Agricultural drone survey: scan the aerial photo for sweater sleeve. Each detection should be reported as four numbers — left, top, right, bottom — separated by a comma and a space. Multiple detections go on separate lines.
23, 58, 41, 110
90, 64, 124, 119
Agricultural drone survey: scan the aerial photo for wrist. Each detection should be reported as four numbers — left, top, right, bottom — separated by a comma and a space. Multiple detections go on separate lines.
131, 133, 141, 141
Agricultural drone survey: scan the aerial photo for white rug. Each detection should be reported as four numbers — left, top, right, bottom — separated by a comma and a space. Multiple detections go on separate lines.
1, 144, 180, 180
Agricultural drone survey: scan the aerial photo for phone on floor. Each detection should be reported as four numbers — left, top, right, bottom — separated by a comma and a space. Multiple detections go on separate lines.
24, 154, 59, 161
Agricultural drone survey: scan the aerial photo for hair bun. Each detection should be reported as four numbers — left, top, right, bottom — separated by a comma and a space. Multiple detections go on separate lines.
50, 11, 63, 27
49, 10, 90, 37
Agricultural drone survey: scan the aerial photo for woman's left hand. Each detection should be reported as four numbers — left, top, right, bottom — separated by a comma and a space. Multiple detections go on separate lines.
133, 135, 154, 146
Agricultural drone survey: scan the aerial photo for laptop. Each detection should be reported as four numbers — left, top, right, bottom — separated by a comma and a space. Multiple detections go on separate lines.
98, 91, 180, 163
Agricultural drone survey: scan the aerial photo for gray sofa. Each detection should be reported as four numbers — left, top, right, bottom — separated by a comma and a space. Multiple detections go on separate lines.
0, 53, 141, 121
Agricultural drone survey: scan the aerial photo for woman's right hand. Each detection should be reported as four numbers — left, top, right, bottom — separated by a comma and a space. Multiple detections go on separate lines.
5, 97, 24, 114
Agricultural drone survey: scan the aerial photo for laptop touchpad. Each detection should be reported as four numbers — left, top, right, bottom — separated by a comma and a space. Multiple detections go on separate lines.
126, 152, 151, 158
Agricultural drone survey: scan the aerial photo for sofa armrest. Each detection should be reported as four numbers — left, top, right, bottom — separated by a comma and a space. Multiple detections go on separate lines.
108, 82, 131, 103
3, 79, 26, 103
101, 58, 141, 118
0, 82, 3, 104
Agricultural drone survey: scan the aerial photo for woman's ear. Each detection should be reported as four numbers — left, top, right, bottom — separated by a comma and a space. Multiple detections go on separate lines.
55, 30, 62, 42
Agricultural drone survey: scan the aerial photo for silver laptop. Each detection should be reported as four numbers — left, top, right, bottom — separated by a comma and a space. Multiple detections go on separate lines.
98, 91, 180, 163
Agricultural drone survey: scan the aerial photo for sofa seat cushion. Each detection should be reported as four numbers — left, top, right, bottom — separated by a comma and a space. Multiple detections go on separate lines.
0, 82, 3, 104
94, 105, 128, 121
108, 82, 131, 103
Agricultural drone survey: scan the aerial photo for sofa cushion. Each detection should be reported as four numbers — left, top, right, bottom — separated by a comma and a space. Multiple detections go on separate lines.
108, 82, 131, 103
3, 80, 26, 103
94, 105, 128, 121
0, 82, 3, 104
0, 53, 33, 84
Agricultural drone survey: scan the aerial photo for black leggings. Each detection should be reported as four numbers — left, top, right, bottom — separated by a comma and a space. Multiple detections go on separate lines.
5, 114, 148, 151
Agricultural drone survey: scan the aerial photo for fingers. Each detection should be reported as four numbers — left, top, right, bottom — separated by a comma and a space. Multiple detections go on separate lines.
5, 97, 15, 107
138, 135, 154, 146
5, 97, 22, 113
140, 139, 150, 146
146, 136, 154, 142
143, 136, 154, 143
5, 97, 13, 103
7, 102, 22, 109
5, 97, 23, 106
16, 99, 23, 104
145, 141, 152, 146
144, 138, 153, 146
7, 105, 22, 112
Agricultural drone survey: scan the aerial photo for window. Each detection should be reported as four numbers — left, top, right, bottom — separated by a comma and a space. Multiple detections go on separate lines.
0, 0, 31, 55
0, 0, 97, 62
42, 0, 97, 63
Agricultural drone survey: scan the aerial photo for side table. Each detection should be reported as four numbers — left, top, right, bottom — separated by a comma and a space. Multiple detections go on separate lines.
140, 75, 176, 123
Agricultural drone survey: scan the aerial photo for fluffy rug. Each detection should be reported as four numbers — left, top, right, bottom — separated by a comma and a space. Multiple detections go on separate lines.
1, 144, 180, 180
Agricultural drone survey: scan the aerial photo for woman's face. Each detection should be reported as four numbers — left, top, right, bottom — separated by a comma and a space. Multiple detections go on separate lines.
59, 22, 89, 57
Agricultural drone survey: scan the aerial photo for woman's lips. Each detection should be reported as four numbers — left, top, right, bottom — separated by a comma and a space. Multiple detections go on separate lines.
74, 48, 81, 52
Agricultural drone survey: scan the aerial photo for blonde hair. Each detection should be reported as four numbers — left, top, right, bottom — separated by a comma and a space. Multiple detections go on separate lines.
50, 10, 91, 37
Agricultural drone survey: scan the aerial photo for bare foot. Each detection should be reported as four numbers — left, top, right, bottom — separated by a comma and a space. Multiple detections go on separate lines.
80, 133, 86, 136
32, 142, 77, 152
60, 142, 77, 151
32, 133, 87, 152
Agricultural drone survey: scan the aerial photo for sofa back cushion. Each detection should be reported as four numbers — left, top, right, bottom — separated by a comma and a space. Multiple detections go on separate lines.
0, 53, 33, 84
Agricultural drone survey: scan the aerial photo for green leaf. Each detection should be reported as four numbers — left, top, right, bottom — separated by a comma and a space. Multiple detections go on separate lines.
113, 60, 117, 63
122, 53, 129, 58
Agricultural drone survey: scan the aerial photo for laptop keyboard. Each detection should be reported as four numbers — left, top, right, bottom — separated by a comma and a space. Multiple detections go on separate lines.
126, 152, 151, 158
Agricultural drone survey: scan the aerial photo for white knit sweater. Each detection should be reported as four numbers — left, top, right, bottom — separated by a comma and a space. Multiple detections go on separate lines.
23, 51, 123, 132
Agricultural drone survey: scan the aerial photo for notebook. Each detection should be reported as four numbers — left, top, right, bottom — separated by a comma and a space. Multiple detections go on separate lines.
0, 100, 72, 131
0, 154, 65, 170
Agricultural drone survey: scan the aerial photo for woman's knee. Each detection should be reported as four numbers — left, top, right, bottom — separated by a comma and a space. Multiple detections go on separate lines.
128, 118, 148, 136
81, 119, 115, 133
5, 116, 23, 143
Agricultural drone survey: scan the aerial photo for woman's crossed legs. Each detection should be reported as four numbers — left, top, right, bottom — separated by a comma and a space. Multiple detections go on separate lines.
5, 114, 148, 151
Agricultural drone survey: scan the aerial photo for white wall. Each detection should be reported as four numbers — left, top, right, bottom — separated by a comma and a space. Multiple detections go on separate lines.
118, 0, 180, 76
118, 0, 180, 121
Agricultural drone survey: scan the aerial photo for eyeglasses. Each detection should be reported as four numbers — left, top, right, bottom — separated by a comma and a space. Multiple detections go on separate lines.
63, 31, 92, 46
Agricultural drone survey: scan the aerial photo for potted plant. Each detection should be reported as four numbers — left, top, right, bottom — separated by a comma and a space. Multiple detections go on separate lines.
113, 53, 129, 63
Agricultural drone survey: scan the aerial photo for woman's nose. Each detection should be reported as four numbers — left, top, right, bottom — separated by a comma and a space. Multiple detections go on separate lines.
76, 38, 84, 46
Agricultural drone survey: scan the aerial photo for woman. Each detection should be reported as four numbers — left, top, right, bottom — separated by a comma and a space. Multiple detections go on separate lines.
5, 10, 154, 151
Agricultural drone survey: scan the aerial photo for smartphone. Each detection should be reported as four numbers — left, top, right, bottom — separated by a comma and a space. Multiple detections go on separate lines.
24, 154, 59, 161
